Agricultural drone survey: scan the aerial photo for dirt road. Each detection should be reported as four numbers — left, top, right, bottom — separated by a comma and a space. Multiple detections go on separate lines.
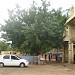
0, 63, 75, 75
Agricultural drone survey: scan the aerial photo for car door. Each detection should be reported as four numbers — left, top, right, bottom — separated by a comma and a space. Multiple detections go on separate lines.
10, 55, 20, 66
3, 55, 11, 66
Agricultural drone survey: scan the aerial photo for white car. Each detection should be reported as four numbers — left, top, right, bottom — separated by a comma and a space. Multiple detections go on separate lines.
0, 54, 29, 68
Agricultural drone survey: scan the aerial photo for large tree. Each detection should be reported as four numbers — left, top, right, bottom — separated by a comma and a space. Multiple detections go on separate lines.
0, 41, 9, 50
1, 0, 67, 55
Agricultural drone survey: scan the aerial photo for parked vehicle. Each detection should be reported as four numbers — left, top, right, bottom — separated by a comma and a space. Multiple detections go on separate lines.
0, 54, 29, 68
20, 56, 41, 64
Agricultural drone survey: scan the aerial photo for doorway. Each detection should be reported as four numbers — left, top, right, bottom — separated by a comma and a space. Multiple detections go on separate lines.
73, 43, 75, 63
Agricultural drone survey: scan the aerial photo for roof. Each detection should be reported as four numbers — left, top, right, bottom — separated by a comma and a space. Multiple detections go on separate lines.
65, 15, 75, 24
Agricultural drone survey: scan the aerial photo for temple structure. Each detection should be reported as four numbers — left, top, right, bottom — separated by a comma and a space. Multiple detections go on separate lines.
63, 6, 75, 63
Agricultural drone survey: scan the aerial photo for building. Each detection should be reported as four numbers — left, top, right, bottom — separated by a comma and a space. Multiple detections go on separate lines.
0, 51, 23, 56
63, 6, 75, 63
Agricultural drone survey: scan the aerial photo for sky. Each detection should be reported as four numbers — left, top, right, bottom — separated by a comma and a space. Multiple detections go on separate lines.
0, 0, 75, 25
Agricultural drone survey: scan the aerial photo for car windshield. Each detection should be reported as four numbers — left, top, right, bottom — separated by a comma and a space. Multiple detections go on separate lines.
17, 56, 22, 59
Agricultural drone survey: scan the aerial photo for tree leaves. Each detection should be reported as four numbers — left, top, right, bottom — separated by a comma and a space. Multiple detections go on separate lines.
1, 0, 68, 55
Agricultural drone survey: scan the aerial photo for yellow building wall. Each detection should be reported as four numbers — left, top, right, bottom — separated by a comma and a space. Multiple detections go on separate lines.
64, 6, 75, 63
0, 51, 22, 56
71, 25, 75, 39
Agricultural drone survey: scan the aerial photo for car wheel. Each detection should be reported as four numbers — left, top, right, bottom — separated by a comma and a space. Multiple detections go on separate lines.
0, 63, 4, 68
20, 63, 25, 68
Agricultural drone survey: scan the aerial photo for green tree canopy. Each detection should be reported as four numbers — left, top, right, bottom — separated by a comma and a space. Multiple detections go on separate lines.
0, 41, 9, 50
1, 0, 68, 55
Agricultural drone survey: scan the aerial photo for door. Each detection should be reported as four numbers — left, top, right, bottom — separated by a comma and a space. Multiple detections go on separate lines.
10, 55, 20, 66
73, 43, 75, 63
74, 54, 75, 63
3, 55, 11, 66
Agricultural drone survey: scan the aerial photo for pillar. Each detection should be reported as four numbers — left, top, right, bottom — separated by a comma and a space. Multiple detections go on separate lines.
71, 43, 74, 62
68, 41, 72, 63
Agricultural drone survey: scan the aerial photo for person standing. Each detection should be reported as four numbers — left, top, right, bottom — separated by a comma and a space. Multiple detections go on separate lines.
48, 53, 50, 61
60, 53, 62, 62
45, 53, 47, 61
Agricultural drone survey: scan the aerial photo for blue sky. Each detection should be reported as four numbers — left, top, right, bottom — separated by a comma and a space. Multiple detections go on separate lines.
0, 0, 75, 24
